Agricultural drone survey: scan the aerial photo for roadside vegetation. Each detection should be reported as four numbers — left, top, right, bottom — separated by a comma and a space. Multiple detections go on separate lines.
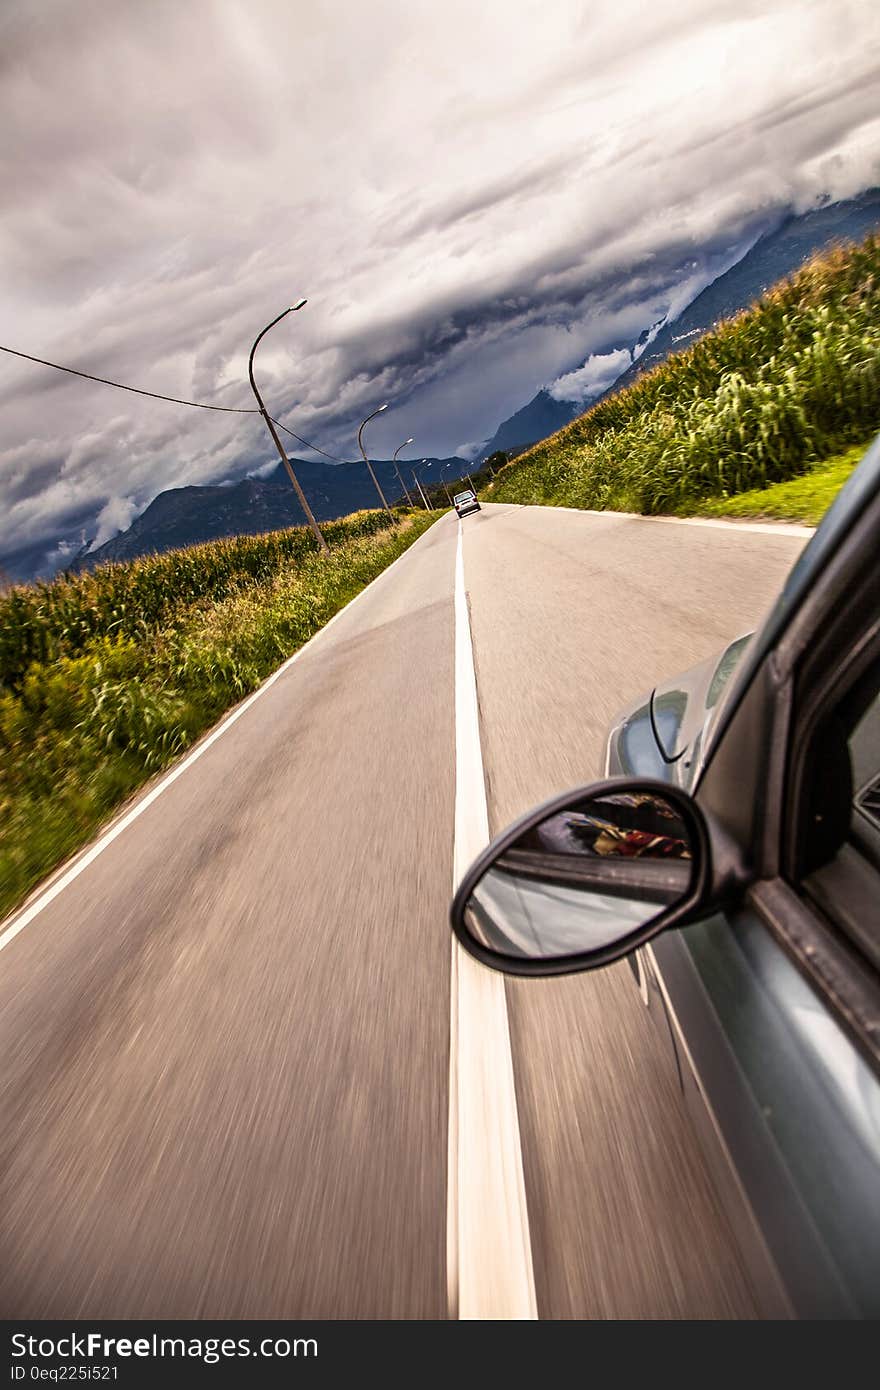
0, 509, 439, 919
482, 235, 880, 522
0, 508, 399, 690
689, 441, 865, 525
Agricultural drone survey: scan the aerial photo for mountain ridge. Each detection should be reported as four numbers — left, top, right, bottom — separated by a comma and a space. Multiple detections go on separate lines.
484, 188, 880, 453
72, 455, 469, 570
67, 187, 880, 573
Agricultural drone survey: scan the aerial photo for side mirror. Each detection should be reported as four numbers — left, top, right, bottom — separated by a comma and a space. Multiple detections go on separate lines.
450, 779, 718, 977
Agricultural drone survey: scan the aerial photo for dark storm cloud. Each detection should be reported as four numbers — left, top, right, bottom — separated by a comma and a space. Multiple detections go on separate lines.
2, 0, 880, 576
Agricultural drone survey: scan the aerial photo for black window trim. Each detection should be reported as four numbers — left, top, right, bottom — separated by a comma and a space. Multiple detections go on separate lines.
712, 488, 880, 1073
767, 542, 880, 1070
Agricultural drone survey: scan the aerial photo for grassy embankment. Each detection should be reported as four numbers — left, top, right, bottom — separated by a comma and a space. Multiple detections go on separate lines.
0, 507, 440, 920
482, 235, 880, 523
689, 440, 865, 524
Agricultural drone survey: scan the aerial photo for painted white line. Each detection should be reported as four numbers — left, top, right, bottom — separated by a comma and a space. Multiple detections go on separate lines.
516, 503, 815, 538
447, 523, 537, 1320
0, 518, 446, 954
642, 514, 814, 538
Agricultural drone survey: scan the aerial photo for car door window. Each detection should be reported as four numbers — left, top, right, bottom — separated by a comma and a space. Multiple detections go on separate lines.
851, 690, 880, 869
799, 656, 880, 975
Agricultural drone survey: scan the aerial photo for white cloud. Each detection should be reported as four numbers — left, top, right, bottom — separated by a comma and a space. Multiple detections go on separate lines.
93, 495, 138, 549
42, 536, 83, 576
548, 349, 634, 406
455, 441, 487, 461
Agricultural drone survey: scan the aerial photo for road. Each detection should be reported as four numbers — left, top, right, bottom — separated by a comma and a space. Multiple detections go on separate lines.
0, 503, 811, 1319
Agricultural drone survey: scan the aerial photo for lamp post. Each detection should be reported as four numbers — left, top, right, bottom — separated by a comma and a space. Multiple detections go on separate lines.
411, 467, 430, 510
357, 404, 394, 518
440, 461, 454, 506
413, 459, 436, 510
391, 437, 415, 507
248, 302, 328, 553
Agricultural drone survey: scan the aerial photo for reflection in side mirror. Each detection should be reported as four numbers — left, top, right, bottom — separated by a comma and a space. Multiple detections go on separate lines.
451, 780, 710, 976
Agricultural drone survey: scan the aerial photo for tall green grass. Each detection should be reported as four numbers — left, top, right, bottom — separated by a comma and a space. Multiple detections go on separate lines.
0, 508, 400, 693
485, 235, 880, 514
0, 512, 439, 919
691, 441, 865, 525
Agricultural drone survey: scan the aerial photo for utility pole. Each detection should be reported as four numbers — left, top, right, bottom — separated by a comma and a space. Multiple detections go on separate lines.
357, 404, 394, 518
414, 460, 438, 509
441, 462, 454, 505
391, 437, 415, 507
411, 470, 430, 509
248, 304, 328, 553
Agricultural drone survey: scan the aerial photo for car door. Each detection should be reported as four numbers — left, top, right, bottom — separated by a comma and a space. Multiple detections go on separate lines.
450, 438, 880, 1318
653, 452, 880, 1318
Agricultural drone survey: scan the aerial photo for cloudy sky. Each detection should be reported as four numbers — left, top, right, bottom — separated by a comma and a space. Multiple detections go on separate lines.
2, 0, 880, 577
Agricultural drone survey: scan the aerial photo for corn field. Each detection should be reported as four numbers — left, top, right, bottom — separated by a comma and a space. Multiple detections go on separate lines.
486, 235, 880, 513
0, 507, 400, 693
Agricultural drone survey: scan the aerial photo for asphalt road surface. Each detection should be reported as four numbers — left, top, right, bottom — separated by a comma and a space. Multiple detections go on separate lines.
0, 504, 811, 1319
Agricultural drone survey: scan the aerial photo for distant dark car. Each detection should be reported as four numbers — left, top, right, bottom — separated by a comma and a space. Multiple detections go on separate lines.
453, 489, 481, 517
452, 435, 880, 1319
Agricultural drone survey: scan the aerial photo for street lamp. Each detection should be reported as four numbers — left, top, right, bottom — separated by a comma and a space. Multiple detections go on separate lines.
248, 302, 328, 553
357, 404, 394, 519
411, 465, 430, 510
391, 437, 415, 508
413, 459, 436, 510
440, 461, 454, 506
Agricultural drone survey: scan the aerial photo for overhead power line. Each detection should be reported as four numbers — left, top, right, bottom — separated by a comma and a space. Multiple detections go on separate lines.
0, 342, 258, 413
0, 342, 348, 462
270, 416, 345, 463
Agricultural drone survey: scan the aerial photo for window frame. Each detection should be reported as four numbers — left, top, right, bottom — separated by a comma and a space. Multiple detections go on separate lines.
695, 479, 880, 1073
769, 541, 880, 1070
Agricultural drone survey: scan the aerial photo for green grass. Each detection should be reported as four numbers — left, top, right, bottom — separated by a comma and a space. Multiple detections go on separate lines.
687, 441, 865, 524
0, 507, 402, 692
0, 511, 440, 921
482, 234, 880, 517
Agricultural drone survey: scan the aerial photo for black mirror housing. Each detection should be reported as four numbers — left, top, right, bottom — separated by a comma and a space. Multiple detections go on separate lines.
450, 778, 727, 977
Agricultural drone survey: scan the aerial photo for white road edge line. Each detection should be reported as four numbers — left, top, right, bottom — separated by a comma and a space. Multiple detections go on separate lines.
521, 504, 815, 538
448, 522, 538, 1320
0, 519, 442, 954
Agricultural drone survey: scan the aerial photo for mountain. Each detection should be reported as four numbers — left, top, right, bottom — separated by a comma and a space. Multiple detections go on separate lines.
484, 188, 880, 454
72, 455, 467, 570
597, 187, 880, 403
481, 389, 578, 456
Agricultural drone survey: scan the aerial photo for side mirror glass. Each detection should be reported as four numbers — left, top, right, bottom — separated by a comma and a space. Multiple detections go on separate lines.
451, 780, 710, 975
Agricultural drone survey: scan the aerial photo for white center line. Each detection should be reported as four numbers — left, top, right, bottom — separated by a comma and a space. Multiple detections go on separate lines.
447, 522, 538, 1320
